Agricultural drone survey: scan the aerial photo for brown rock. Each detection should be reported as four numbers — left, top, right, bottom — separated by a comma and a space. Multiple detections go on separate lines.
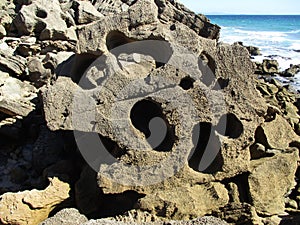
0, 177, 70, 225
249, 150, 298, 215
255, 114, 298, 149
262, 59, 279, 74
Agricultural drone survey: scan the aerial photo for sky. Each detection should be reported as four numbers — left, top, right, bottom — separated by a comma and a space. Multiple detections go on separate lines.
179, 0, 300, 15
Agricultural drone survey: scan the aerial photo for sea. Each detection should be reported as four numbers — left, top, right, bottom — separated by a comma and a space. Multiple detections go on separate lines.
207, 15, 300, 91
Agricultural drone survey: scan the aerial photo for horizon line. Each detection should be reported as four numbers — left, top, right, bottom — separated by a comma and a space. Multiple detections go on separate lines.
201, 13, 300, 16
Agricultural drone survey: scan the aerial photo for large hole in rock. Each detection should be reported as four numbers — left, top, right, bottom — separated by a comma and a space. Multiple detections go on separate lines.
216, 113, 244, 139
69, 53, 99, 85
188, 122, 223, 174
130, 99, 175, 152
97, 191, 145, 218
222, 173, 252, 204
107, 32, 173, 67
106, 31, 135, 51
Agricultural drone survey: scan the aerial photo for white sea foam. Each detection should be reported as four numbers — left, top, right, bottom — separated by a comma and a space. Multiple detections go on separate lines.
219, 26, 300, 91
220, 26, 300, 69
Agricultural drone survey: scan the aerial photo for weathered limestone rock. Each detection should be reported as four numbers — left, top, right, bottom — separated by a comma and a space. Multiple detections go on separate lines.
246, 45, 262, 56
27, 57, 52, 87
14, 0, 77, 41
137, 182, 229, 219
0, 177, 70, 225
39, 208, 88, 225
73, 0, 103, 25
42, 0, 268, 219
262, 59, 279, 74
255, 114, 298, 149
0, 71, 37, 117
281, 64, 300, 77
0, 50, 27, 76
214, 203, 263, 225
249, 150, 298, 215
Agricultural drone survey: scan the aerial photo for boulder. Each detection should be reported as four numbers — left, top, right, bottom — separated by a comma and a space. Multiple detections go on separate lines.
73, 0, 103, 24
246, 46, 262, 56
248, 150, 298, 215
0, 71, 37, 117
255, 114, 298, 149
0, 50, 27, 76
0, 177, 71, 225
262, 59, 279, 74
39, 208, 88, 225
13, 0, 77, 41
281, 64, 300, 77
42, 0, 269, 219
27, 57, 52, 87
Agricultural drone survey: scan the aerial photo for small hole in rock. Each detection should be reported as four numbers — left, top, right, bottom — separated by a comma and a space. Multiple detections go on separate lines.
170, 24, 176, 31
130, 99, 175, 152
36, 9, 47, 18
199, 52, 216, 87
179, 76, 195, 90
216, 113, 244, 139
188, 122, 223, 174
213, 77, 229, 90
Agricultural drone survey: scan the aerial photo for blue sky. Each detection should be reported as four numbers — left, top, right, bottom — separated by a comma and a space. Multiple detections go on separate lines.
179, 0, 300, 15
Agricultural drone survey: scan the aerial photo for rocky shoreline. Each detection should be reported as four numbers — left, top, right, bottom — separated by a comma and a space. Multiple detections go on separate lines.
0, 0, 299, 225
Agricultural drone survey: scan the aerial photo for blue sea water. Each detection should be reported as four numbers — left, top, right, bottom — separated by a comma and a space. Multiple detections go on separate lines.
207, 15, 300, 90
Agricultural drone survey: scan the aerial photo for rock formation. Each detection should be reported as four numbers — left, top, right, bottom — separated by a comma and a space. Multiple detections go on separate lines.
0, 0, 299, 225
0, 177, 70, 225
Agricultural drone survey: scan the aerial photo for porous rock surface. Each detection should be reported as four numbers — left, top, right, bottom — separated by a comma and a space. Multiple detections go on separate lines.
0, 0, 299, 225
0, 177, 70, 225
41, 0, 299, 222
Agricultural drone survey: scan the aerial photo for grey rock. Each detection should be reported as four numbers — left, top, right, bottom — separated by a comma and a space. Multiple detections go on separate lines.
39, 208, 88, 225
0, 50, 27, 76
27, 57, 52, 87
73, 0, 103, 24
41, 0, 270, 220
32, 126, 65, 172
0, 71, 37, 117
14, 0, 77, 41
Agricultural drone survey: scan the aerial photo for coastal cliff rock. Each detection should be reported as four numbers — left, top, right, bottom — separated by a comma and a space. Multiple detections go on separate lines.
0, 177, 70, 225
0, 0, 299, 224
